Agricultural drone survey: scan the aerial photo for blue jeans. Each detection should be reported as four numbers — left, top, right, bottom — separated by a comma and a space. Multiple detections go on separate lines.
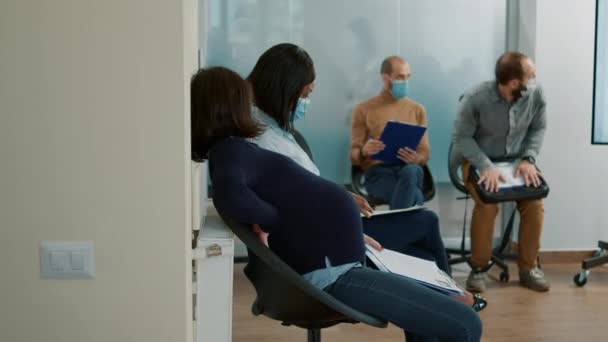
362, 209, 450, 274
365, 163, 424, 209
325, 267, 482, 342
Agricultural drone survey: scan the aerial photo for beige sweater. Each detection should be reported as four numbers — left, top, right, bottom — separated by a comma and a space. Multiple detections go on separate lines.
350, 89, 430, 171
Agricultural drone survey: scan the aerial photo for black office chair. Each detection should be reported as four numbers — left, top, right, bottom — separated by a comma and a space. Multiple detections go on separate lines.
350, 164, 436, 207
573, 240, 608, 286
445, 143, 472, 268
447, 142, 514, 281
218, 211, 387, 342
292, 129, 314, 162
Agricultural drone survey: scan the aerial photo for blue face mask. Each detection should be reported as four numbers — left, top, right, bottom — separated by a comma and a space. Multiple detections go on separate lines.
390, 80, 409, 99
292, 97, 310, 121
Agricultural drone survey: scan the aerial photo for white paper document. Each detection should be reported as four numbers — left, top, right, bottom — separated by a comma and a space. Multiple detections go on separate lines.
477, 162, 526, 189
361, 205, 425, 218
365, 246, 464, 296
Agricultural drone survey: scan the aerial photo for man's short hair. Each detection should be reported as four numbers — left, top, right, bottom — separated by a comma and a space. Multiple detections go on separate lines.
495, 52, 528, 85
380, 56, 404, 75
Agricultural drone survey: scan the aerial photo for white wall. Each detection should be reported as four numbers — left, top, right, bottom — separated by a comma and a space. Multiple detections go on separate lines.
0, 1, 196, 341
535, 0, 608, 249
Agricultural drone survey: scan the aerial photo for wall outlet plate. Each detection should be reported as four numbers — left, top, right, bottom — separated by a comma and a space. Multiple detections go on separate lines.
40, 241, 95, 279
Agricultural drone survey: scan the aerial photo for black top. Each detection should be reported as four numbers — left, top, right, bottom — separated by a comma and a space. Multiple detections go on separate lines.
210, 137, 365, 274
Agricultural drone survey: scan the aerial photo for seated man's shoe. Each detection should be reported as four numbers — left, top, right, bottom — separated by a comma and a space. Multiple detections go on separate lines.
466, 270, 487, 293
519, 267, 550, 292
471, 294, 488, 312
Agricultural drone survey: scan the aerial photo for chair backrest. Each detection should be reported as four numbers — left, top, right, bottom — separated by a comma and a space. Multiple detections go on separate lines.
292, 129, 314, 162
447, 142, 468, 194
350, 165, 387, 207
217, 211, 387, 329
350, 165, 369, 196
421, 164, 436, 201
449, 94, 469, 194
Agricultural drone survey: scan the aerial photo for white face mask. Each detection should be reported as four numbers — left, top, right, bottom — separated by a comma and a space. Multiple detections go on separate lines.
525, 78, 539, 92
518, 78, 539, 98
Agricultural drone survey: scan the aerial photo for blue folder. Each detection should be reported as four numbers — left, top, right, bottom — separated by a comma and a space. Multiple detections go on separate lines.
372, 121, 427, 162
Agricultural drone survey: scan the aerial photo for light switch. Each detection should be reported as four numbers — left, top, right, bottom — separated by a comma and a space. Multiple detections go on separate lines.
40, 241, 95, 279
50, 251, 68, 271
70, 251, 85, 271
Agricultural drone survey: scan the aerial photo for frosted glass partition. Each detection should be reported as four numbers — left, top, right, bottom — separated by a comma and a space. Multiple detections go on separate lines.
203, 0, 506, 183
594, 0, 608, 144
398, 0, 506, 181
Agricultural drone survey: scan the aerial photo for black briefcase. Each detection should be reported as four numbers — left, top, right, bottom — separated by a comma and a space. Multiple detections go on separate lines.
468, 161, 550, 203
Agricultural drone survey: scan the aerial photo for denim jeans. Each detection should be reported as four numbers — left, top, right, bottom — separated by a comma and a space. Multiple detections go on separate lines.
325, 267, 482, 342
365, 163, 424, 209
362, 209, 450, 274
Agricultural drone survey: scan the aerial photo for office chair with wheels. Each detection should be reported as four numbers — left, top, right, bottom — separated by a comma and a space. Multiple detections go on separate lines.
573, 240, 608, 286
218, 211, 387, 342
445, 142, 472, 268
447, 142, 515, 282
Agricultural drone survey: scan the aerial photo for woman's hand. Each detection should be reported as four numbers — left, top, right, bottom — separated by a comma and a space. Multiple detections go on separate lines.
364, 234, 383, 251
351, 192, 374, 217
252, 224, 269, 247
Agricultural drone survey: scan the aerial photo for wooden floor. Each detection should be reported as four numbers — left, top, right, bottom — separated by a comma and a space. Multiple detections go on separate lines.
232, 262, 607, 342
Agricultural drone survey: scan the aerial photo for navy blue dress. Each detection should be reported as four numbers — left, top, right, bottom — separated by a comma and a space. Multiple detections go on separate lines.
210, 137, 366, 275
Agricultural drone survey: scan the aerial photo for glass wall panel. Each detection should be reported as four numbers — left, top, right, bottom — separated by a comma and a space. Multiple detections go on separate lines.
593, 0, 608, 144
203, 0, 506, 183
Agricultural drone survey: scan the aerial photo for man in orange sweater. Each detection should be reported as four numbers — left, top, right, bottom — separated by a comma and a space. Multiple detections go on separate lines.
350, 56, 429, 209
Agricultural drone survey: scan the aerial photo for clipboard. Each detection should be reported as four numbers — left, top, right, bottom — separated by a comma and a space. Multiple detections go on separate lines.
371, 121, 427, 163
360, 205, 424, 218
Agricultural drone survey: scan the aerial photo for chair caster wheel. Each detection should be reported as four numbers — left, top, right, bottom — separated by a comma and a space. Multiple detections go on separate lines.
499, 271, 510, 282
573, 271, 588, 287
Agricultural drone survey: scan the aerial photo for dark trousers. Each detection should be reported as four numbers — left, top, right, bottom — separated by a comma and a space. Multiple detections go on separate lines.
362, 209, 450, 274
462, 160, 544, 271
365, 163, 424, 209
325, 267, 482, 342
